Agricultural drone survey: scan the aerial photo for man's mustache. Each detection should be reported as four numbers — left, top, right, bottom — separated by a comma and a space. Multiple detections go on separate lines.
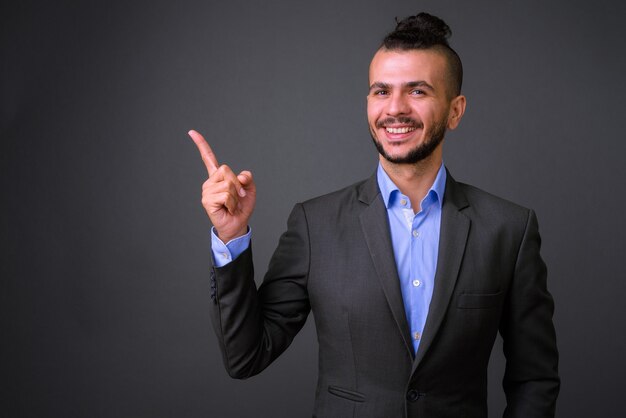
375, 117, 423, 129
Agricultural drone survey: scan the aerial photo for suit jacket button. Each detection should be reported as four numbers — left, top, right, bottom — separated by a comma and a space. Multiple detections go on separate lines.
406, 389, 419, 402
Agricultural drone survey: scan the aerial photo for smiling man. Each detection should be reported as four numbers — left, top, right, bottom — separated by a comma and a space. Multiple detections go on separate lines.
191, 12, 559, 418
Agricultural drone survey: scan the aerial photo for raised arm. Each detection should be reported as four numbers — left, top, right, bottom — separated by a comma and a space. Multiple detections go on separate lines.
189, 130, 310, 378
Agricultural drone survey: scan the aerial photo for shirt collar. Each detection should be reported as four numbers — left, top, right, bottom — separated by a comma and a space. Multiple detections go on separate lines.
377, 162, 447, 210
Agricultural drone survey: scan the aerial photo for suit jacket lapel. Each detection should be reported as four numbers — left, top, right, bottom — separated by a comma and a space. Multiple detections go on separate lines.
413, 172, 470, 371
358, 174, 415, 358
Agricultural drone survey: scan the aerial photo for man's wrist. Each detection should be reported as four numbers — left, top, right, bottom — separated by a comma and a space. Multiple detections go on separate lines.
217, 226, 248, 244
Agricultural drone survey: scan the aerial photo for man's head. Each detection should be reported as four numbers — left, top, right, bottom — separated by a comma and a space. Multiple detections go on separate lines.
368, 12, 466, 166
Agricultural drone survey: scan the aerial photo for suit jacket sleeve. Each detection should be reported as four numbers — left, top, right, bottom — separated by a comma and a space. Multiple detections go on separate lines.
500, 209, 560, 417
208, 203, 311, 379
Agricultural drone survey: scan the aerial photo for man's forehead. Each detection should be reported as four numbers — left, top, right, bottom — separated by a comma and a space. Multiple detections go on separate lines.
369, 48, 447, 81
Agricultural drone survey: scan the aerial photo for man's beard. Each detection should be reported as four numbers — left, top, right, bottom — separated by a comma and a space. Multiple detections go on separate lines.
370, 116, 447, 165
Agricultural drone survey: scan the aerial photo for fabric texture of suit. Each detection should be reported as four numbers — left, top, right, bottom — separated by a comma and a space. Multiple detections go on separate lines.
208, 170, 560, 418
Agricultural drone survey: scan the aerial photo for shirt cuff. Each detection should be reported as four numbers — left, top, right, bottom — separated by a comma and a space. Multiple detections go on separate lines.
211, 227, 252, 267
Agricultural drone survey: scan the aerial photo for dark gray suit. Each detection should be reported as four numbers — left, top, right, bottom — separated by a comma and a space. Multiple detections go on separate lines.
209, 170, 559, 417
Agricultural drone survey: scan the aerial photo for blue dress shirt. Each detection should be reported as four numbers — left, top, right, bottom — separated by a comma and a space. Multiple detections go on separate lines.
211, 163, 446, 353
376, 163, 446, 353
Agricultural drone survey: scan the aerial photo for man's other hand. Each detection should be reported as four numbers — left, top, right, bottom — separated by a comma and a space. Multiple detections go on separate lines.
189, 129, 256, 243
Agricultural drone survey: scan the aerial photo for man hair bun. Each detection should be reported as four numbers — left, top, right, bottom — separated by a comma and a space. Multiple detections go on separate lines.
386, 12, 452, 47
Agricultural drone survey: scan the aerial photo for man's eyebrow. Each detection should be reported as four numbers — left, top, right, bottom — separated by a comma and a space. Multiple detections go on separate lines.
368, 81, 435, 92
405, 80, 434, 91
369, 82, 391, 92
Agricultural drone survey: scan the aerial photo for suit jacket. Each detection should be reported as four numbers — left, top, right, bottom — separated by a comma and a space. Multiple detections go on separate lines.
208, 170, 560, 418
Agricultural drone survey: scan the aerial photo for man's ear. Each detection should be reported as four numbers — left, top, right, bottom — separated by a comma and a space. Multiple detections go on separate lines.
447, 95, 466, 130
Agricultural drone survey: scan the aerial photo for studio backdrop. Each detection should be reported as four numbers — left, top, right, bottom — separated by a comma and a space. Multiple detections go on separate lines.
2, 0, 625, 417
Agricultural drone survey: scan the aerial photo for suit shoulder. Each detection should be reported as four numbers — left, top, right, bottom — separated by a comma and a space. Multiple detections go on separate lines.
453, 181, 534, 228
299, 178, 369, 210
457, 181, 528, 210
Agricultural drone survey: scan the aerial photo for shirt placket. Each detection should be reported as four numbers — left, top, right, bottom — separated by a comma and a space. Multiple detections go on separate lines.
409, 208, 427, 351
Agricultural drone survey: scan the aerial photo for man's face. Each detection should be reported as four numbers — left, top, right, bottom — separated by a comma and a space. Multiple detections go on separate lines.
367, 48, 463, 165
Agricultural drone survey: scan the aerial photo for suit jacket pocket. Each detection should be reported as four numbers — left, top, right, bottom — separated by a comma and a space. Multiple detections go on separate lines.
457, 291, 504, 309
328, 385, 366, 403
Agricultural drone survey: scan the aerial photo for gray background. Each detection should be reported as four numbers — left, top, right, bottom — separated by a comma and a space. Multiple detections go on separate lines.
2, 0, 625, 417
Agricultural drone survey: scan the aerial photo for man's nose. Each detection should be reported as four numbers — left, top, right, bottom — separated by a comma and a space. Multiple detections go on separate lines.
386, 94, 410, 115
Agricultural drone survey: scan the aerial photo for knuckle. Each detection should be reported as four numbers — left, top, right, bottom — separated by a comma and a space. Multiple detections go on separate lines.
219, 191, 232, 203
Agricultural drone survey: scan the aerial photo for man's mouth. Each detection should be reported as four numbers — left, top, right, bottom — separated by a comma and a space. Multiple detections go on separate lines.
385, 126, 417, 134
376, 117, 422, 136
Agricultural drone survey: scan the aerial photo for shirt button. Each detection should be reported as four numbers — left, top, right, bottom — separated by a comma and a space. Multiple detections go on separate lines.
400, 198, 407, 206
413, 331, 421, 340
412, 230, 419, 237
221, 252, 230, 259
412, 279, 421, 287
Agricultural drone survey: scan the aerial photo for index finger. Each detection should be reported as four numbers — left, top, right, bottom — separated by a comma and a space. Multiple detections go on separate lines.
188, 129, 219, 176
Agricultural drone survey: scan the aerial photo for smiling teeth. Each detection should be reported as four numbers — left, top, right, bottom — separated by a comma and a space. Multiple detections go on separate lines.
386, 127, 416, 134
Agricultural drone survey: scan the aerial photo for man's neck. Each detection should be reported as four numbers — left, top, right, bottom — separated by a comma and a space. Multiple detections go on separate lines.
380, 154, 442, 211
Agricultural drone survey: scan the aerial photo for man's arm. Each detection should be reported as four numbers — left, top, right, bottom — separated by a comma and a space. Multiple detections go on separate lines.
189, 129, 310, 378
500, 209, 560, 417
209, 204, 311, 378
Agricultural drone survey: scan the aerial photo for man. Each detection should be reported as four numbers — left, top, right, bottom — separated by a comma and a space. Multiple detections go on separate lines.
190, 12, 559, 418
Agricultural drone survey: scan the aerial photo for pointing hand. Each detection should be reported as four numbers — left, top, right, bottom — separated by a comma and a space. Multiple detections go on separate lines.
189, 130, 256, 243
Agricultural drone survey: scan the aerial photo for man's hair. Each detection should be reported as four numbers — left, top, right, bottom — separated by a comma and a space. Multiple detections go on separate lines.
381, 12, 463, 97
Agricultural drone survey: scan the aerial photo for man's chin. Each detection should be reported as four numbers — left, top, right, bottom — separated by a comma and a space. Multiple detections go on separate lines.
381, 149, 411, 162
381, 153, 417, 165
378, 143, 420, 164
377, 142, 441, 165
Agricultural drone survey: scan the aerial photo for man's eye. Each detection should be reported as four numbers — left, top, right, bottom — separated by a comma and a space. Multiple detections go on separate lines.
410, 89, 424, 95
374, 90, 388, 96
